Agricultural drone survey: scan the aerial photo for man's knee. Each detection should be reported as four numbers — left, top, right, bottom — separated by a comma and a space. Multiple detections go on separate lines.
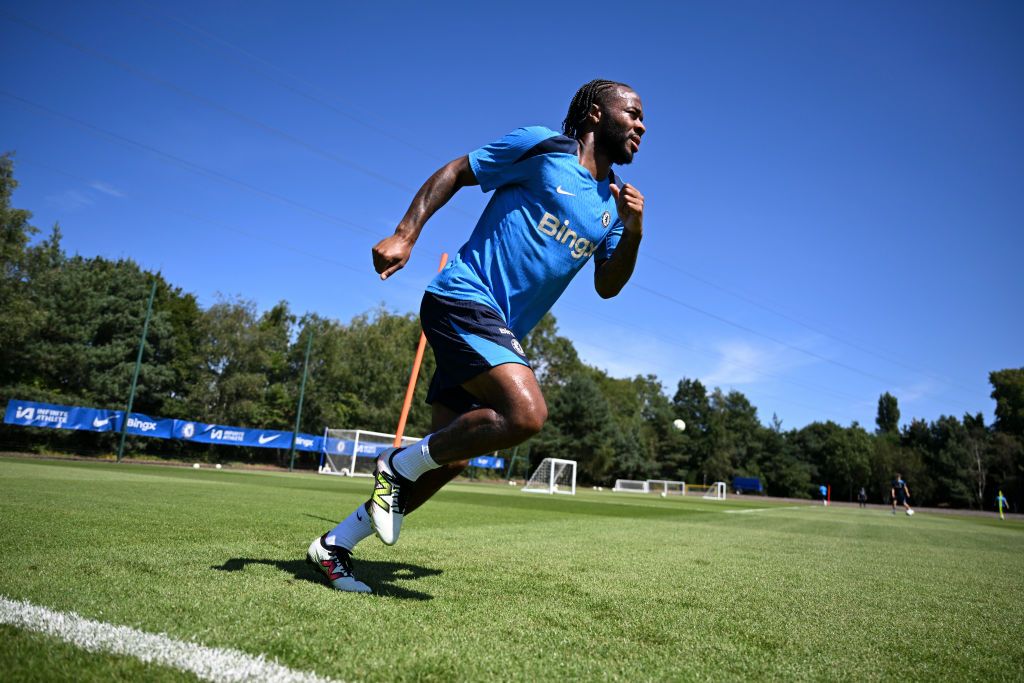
507, 401, 547, 440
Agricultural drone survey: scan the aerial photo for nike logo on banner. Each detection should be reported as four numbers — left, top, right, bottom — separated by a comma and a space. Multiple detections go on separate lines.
93, 417, 112, 428
258, 434, 280, 445
555, 186, 575, 196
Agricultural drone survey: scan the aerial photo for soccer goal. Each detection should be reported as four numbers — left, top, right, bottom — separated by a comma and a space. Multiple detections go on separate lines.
647, 479, 686, 495
319, 428, 420, 477
522, 458, 577, 495
683, 481, 728, 500
613, 479, 650, 493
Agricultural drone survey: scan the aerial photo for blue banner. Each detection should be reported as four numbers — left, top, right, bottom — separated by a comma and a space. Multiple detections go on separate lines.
123, 412, 174, 439
469, 455, 505, 470
325, 438, 393, 459
4, 399, 322, 451
172, 421, 320, 450
5, 400, 118, 432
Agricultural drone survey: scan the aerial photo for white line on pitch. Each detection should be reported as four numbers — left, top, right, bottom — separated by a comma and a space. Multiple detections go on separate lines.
725, 506, 804, 514
0, 595, 342, 683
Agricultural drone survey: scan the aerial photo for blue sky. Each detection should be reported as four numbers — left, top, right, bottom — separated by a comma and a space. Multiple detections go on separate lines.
2, 0, 1021, 430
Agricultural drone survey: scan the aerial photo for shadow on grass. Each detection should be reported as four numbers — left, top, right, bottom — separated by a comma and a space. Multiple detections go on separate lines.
301, 513, 338, 525
212, 557, 442, 601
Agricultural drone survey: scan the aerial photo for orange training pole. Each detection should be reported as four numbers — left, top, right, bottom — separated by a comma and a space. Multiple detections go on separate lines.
394, 252, 448, 446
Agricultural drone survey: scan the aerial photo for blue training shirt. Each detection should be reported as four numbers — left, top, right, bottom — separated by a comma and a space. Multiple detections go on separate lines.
426, 126, 625, 339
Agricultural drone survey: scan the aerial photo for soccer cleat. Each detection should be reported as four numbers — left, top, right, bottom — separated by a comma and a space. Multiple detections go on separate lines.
369, 447, 410, 545
306, 535, 372, 594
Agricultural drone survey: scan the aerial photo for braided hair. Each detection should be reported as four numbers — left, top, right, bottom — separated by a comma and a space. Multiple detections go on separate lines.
562, 79, 632, 139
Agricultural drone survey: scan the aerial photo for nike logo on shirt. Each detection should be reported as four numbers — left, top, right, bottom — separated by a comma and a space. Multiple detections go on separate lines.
555, 186, 575, 196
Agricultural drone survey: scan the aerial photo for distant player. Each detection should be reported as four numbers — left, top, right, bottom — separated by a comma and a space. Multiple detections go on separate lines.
308, 80, 647, 592
996, 490, 1009, 520
819, 484, 828, 506
891, 473, 913, 515
857, 486, 867, 508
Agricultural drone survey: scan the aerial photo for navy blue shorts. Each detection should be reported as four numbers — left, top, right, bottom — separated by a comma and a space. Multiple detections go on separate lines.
420, 292, 531, 413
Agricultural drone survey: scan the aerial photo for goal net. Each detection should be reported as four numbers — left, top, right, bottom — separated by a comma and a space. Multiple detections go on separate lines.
647, 480, 685, 495
613, 479, 650, 493
683, 481, 727, 500
522, 458, 576, 495
319, 428, 419, 477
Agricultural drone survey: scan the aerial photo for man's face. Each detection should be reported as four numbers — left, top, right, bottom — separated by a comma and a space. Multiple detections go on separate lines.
595, 88, 645, 165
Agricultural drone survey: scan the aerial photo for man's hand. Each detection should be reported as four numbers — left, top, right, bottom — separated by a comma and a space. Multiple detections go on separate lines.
372, 232, 414, 280
610, 182, 644, 234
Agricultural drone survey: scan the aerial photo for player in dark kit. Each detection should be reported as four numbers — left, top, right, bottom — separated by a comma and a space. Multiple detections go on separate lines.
308, 80, 647, 592
891, 474, 913, 515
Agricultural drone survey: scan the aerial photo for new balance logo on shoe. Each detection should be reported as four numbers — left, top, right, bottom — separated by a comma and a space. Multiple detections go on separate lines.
372, 471, 393, 512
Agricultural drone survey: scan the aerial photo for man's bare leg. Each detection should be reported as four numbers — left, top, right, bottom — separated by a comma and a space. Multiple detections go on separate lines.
413, 363, 548, 465
403, 402, 466, 514
371, 364, 546, 543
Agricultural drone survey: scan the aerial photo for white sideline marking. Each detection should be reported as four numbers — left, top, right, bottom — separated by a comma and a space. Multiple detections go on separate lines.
0, 596, 341, 683
725, 506, 803, 514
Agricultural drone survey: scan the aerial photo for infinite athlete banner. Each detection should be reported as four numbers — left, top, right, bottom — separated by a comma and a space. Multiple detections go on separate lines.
5, 399, 497, 464
172, 421, 321, 452
4, 400, 322, 451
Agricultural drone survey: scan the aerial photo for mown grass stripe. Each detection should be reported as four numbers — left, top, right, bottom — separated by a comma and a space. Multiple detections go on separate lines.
0, 596, 341, 683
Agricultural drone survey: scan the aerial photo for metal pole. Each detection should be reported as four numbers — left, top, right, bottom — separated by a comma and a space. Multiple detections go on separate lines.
117, 278, 157, 462
288, 328, 314, 472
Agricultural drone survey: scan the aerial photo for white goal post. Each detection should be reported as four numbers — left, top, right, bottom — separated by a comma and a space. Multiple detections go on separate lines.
319, 428, 419, 477
613, 479, 650, 493
647, 480, 686, 495
522, 458, 576, 495
683, 481, 727, 500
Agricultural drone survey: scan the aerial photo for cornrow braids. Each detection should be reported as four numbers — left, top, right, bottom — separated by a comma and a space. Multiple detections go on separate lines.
562, 79, 631, 139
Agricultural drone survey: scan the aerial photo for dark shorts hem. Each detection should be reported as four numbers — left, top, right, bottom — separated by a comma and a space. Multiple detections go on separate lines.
420, 292, 532, 414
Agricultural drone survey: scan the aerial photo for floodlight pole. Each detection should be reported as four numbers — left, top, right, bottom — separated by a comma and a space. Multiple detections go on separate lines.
288, 328, 314, 472
117, 278, 157, 463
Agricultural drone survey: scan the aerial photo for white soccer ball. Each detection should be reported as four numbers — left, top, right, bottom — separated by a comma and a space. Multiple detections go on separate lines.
661, 492, 667, 498
215, 464, 222, 470
340, 468, 350, 477
673, 419, 686, 431
192, 463, 200, 469
906, 509, 914, 516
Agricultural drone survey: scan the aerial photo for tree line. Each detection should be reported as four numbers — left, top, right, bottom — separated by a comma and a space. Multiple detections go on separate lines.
2, 155, 1021, 510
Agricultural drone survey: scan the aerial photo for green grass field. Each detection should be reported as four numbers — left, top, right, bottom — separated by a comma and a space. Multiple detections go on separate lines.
1, 456, 1022, 682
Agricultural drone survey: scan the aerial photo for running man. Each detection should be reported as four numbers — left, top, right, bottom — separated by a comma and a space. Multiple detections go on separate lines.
308, 80, 647, 592
996, 490, 1009, 520
891, 473, 913, 515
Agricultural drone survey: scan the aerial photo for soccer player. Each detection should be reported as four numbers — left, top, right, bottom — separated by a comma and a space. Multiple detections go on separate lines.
857, 486, 867, 508
891, 473, 913, 515
308, 80, 647, 592
996, 490, 1009, 520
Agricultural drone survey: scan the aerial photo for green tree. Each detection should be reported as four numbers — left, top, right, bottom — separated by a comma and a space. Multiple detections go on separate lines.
876, 392, 900, 434
521, 313, 581, 388
990, 369, 1024, 436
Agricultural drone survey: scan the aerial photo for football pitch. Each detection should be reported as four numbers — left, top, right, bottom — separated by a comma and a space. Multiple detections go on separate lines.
1, 457, 1021, 682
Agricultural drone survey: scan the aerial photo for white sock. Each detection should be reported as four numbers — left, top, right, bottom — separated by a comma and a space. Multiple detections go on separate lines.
325, 504, 374, 550
391, 435, 440, 482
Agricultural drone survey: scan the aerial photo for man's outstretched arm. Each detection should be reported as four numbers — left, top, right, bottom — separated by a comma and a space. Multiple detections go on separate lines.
594, 182, 645, 298
372, 156, 478, 280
